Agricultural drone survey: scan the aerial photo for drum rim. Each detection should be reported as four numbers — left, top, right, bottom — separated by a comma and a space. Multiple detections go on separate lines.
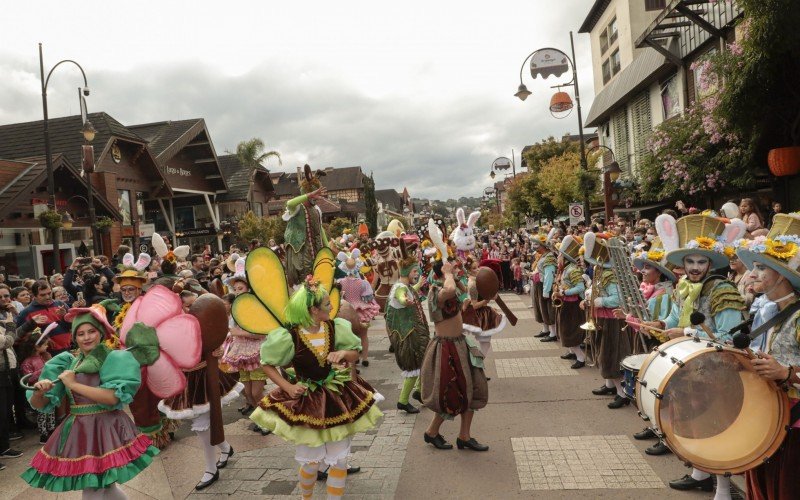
649, 346, 790, 474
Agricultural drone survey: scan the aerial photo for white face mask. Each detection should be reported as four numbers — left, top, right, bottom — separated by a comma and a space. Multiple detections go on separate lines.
645, 235, 655, 242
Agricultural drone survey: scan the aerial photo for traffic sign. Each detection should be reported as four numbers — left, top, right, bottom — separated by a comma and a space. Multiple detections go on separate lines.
139, 244, 149, 254
569, 203, 584, 226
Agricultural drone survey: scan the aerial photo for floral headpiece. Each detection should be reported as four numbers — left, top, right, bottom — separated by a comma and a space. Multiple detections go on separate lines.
303, 275, 322, 306
740, 235, 800, 262
646, 249, 665, 261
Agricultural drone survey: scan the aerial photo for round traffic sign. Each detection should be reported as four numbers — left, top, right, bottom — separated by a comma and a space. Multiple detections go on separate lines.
570, 205, 583, 217
139, 244, 149, 254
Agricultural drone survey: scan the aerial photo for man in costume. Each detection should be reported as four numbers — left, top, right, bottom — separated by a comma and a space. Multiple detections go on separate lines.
385, 245, 430, 413
528, 233, 552, 338
371, 231, 402, 311
736, 213, 800, 499
653, 213, 747, 498
581, 232, 631, 408
553, 235, 586, 369
283, 164, 329, 287
420, 220, 488, 452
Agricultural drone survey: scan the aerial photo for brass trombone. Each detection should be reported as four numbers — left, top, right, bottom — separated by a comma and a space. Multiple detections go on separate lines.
580, 267, 598, 332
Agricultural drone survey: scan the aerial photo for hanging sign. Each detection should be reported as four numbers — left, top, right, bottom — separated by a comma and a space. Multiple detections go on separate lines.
530, 49, 570, 79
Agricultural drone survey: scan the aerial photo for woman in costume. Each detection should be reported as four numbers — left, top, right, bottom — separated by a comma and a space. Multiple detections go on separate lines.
385, 245, 431, 414
461, 255, 506, 358
220, 256, 270, 432
22, 305, 159, 498
420, 220, 489, 452
231, 247, 382, 500
283, 164, 329, 287
336, 248, 380, 366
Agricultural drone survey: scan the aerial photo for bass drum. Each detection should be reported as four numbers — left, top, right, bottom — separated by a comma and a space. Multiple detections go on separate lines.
636, 336, 789, 475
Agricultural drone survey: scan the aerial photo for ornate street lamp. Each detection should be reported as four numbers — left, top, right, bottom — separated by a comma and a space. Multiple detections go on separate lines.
587, 143, 621, 222
81, 113, 99, 255
490, 155, 516, 180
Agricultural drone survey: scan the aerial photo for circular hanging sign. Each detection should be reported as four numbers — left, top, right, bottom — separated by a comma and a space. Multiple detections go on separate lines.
530, 49, 570, 79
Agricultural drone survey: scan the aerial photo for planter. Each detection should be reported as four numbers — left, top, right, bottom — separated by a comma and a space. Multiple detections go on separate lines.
38, 209, 62, 230
768, 146, 800, 177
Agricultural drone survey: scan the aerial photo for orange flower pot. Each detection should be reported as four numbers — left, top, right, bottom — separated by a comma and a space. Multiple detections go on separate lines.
768, 146, 800, 177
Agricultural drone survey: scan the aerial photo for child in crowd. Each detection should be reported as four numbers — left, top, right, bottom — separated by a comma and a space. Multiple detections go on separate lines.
18, 328, 55, 444
511, 258, 523, 294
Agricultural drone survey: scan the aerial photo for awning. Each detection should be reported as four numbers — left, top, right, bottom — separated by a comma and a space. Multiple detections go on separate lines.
613, 202, 670, 215
584, 47, 674, 127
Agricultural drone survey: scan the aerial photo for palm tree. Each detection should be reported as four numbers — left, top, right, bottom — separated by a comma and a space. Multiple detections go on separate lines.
233, 138, 281, 169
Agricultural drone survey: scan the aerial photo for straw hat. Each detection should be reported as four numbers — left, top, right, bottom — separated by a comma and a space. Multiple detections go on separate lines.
114, 253, 151, 288
738, 214, 800, 289
558, 235, 582, 265
656, 214, 746, 270
632, 237, 677, 282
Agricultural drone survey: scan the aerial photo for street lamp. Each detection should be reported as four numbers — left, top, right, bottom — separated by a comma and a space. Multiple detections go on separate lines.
80, 112, 99, 255
514, 31, 590, 225
39, 43, 90, 273
587, 144, 621, 222
490, 155, 516, 180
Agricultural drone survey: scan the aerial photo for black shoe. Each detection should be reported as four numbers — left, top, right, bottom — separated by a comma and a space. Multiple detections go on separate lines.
317, 465, 361, 481
397, 402, 420, 414
592, 385, 616, 396
39, 433, 50, 445
259, 428, 272, 436
540, 336, 557, 342
534, 331, 550, 338
388, 345, 395, 353
456, 437, 489, 451
238, 404, 254, 415
195, 471, 219, 491
668, 474, 713, 492
645, 441, 671, 456
633, 428, 657, 440
8, 431, 23, 441
361, 359, 369, 367
424, 433, 453, 450
560, 352, 577, 360
0, 448, 22, 458
216, 446, 234, 469
607, 395, 631, 409
570, 360, 585, 369
412, 390, 423, 403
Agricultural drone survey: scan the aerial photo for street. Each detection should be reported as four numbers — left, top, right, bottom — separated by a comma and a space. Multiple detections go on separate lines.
2, 292, 734, 499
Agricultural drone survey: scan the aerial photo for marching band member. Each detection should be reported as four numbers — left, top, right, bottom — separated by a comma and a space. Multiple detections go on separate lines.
553, 235, 586, 368
536, 229, 559, 343
653, 214, 747, 499
529, 233, 549, 337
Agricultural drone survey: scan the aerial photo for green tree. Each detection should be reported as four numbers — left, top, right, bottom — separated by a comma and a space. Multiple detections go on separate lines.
536, 151, 583, 214
327, 217, 353, 240
237, 212, 287, 245
363, 172, 378, 237
234, 138, 281, 169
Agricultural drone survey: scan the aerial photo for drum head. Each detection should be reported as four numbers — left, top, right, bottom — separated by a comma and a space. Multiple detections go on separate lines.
621, 354, 649, 371
657, 348, 788, 474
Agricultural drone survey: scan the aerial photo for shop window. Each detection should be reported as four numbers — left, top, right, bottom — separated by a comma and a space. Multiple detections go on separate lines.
118, 190, 132, 226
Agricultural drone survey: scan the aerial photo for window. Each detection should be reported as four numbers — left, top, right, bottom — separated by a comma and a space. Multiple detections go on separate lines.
631, 91, 653, 173
600, 31, 609, 54
253, 202, 263, 217
118, 190, 131, 226
645, 0, 666, 11
608, 17, 618, 45
612, 109, 630, 174
136, 192, 145, 222
602, 60, 612, 84
660, 75, 681, 120
611, 50, 621, 75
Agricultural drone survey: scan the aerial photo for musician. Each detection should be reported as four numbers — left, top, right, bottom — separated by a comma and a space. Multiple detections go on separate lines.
580, 232, 631, 408
737, 214, 800, 499
653, 214, 747, 497
537, 229, 559, 343
528, 233, 548, 337
553, 235, 586, 368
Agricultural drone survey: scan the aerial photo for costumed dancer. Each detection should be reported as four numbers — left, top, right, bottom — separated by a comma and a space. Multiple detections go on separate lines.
284, 164, 329, 287
624, 238, 679, 456
552, 235, 586, 369
372, 231, 402, 311
220, 256, 271, 434
336, 249, 381, 367
528, 233, 550, 337
150, 286, 243, 490
461, 255, 507, 358
420, 219, 489, 452
736, 214, 800, 499
232, 247, 383, 500
581, 232, 631, 409
385, 243, 431, 414
21, 305, 159, 498
653, 214, 747, 499
537, 229, 559, 343
450, 208, 481, 261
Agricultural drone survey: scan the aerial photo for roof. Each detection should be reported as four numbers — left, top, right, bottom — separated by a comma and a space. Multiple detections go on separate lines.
270, 172, 301, 198
127, 119, 203, 160
375, 189, 403, 211
579, 0, 613, 33
585, 47, 674, 127
319, 166, 365, 191
216, 154, 272, 202
0, 112, 144, 168
0, 155, 122, 221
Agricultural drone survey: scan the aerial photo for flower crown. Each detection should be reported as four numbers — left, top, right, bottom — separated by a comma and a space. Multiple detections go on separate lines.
740, 235, 800, 262
686, 235, 727, 254
646, 249, 665, 261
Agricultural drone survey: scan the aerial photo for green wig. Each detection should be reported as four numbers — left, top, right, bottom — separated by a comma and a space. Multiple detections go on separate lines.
285, 278, 329, 328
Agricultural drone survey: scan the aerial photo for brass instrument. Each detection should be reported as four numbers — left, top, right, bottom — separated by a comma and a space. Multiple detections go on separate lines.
580, 266, 599, 331
551, 261, 565, 308
607, 237, 650, 353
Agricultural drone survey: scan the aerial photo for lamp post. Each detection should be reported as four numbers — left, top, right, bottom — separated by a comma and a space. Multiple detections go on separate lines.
80, 113, 99, 255
483, 187, 498, 213
514, 32, 590, 225
490, 154, 516, 180
39, 43, 90, 273
587, 144, 621, 223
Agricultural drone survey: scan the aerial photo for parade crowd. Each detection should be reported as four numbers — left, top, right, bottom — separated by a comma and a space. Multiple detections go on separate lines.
0, 176, 797, 500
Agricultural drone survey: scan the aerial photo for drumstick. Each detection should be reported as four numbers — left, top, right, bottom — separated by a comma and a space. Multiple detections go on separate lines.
690, 312, 717, 341
625, 321, 667, 334
494, 296, 518, 326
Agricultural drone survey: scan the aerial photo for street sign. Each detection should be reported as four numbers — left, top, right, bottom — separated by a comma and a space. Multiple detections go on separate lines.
138, 223, 155, 238
139, 244, 149, 254
569, 203, 584, 226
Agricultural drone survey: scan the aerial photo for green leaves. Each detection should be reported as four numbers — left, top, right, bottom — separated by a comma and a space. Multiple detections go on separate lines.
125, 322, 161, 366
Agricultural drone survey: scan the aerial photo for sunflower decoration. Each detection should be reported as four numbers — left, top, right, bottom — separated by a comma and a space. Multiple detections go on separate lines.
722, 246, 736, 259
765, 238, 799, 261
232, 247, 340, 335
687, 236, 716, 251
646, 249, 665, 261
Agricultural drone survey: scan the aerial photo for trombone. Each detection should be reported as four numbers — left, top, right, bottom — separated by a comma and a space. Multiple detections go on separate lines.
581, 265, 600, 367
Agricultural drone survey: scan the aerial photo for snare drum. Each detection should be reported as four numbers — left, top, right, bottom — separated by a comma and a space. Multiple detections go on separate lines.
620, 354, 648, 400
636, 336, 789, 474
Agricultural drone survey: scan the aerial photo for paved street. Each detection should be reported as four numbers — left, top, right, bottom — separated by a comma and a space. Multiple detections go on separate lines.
2, 292, 736, 499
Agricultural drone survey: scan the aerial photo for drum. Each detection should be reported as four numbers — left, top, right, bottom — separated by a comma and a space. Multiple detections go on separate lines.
620, 354, 648, 400
636, 336, 789, 475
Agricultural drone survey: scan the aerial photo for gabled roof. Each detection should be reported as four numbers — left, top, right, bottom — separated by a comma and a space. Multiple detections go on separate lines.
375, 189, 403, 212
0, 112, 144, 168
216, 154, 273, 202
0, 155, 121, 221
319, 166, 365, 191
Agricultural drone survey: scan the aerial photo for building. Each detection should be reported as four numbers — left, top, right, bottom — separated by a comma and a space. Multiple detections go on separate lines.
375, 188, 414, 230
266, 166, 369, 222
581, 0, 743, 181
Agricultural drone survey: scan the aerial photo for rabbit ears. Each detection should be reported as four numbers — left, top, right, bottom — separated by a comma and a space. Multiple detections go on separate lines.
655, 214, 679, 253
467, 210, 480, 228
428, 217, 448, 260
583, 231, 596, 257
721, 218, 747, 243
173, 245, 190, 260
123, 252, 152, 271
456, 208, 466, 226
234, 256, 246, 275
337, 248, 361, 262
546, 227, 558, 242
150, 233, 189, 260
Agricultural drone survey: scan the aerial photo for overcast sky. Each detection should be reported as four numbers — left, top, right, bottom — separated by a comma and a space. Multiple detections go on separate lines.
1, 1, 596, 199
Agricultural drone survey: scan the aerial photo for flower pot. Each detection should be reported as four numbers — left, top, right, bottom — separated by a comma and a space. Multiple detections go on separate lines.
768, 146, 800, 177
